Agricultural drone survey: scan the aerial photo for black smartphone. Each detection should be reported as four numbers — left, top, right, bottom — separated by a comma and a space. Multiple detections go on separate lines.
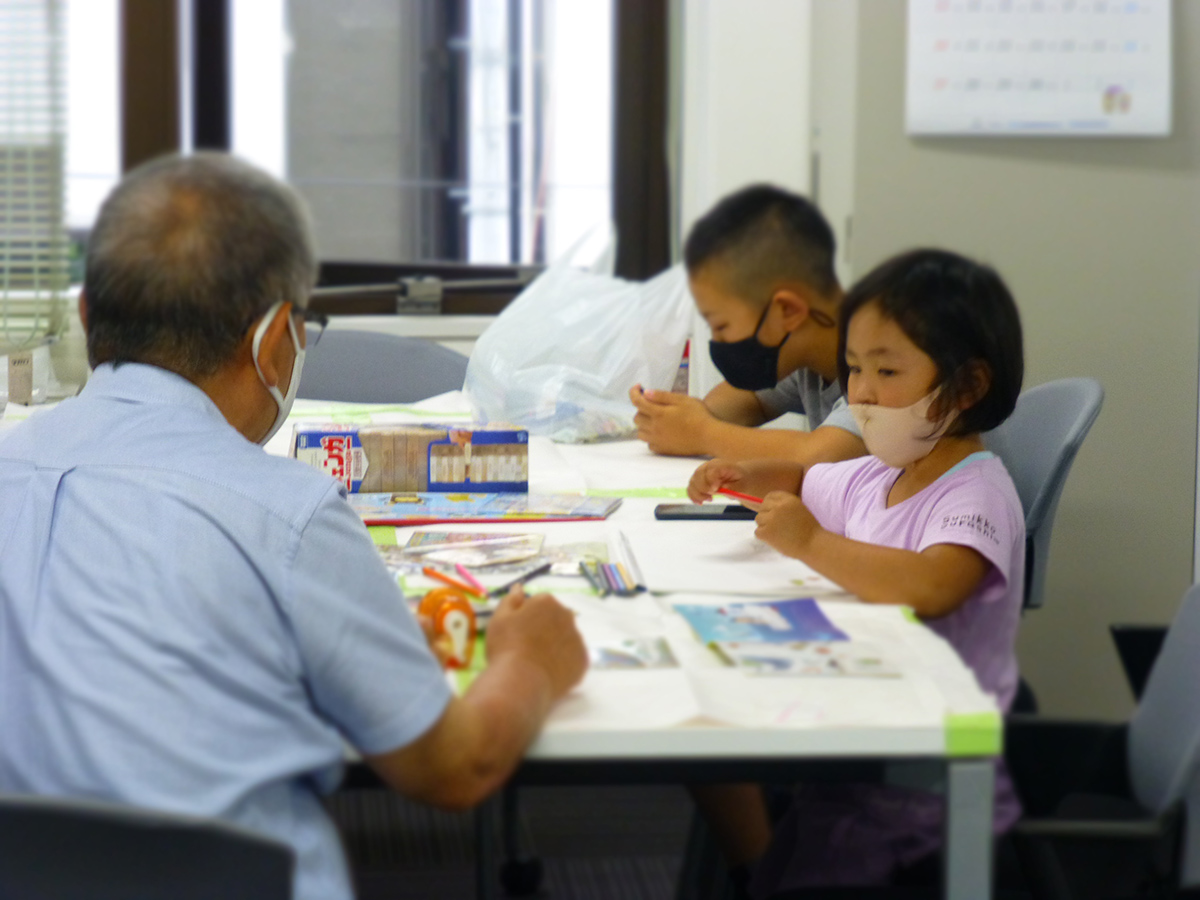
654, 503, 757, 521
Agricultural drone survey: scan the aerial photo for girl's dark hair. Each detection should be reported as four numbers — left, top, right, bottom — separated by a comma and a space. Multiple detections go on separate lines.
837, 249, 1024, 435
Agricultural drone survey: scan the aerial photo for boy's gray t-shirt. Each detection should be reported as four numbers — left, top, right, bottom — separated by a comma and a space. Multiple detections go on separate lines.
755, 369, 862, 435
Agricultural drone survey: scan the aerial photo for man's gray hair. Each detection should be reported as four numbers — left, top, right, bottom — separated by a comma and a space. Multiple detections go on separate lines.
83, 152, 317, 380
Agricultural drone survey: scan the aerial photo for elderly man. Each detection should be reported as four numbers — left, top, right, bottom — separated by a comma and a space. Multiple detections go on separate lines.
0, 153, 587, 900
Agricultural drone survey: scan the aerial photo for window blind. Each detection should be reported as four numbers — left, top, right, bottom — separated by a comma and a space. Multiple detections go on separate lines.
0, 0, 69, 356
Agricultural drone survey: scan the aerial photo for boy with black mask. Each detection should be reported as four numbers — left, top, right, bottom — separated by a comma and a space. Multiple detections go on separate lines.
630, 184, 864, 466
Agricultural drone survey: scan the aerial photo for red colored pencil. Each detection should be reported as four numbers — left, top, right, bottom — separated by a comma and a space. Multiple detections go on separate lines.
717, 487, 764, 505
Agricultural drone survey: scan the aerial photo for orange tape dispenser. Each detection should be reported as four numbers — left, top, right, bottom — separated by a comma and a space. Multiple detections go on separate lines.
418, 587, 477, 669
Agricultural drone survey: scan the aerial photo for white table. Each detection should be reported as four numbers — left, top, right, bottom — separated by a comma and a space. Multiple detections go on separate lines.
288, 396, 1003, 899
3, 394, 1003, 896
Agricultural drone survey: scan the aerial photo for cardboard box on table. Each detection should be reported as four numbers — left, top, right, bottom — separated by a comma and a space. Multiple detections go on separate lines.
291, 424, 529, 493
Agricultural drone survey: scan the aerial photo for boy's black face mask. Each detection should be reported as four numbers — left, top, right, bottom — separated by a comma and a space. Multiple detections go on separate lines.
708, 302, 789, 391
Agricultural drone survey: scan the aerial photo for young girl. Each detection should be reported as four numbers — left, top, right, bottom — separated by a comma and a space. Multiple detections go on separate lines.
689, 248, 1026, 892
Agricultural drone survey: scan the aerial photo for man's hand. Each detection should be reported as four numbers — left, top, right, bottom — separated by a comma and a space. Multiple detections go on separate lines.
753, 490, 821, 559
367, 587, 586, 811
485, 587, 588, 703
630, 385, 715, 456
688, 459, 753, 504
418, 613, 455, 668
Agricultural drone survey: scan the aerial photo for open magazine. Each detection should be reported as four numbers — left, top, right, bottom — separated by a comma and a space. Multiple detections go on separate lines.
674, 598, 899, 678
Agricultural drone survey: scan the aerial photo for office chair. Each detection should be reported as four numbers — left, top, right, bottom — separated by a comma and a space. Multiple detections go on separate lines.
983, 377, 1104, 612
1003, 581, 1200, 900
0, 793, 294, 900
985, 377, 1103, 714
297, 328, 470, 403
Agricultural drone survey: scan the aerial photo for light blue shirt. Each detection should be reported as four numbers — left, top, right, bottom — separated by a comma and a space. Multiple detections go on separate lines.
0, 362, 453, 900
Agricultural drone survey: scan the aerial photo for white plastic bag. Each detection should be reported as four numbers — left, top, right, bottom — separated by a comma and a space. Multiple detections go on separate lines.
464, 254, 692, 443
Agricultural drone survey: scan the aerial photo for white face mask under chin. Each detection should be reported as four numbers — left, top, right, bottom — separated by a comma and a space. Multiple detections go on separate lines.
251, 300, 306, 446
848, 390, 957, 469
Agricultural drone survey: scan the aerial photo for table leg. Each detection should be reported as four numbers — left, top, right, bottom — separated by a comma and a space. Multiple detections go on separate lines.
943, 758, 994, 900
475, 794, 498, 900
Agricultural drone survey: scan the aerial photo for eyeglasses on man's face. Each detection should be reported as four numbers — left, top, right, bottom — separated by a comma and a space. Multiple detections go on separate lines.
294, 305, 328, 348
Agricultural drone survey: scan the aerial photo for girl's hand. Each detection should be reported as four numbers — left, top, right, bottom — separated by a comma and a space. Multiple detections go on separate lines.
754, 490, 821, 559
687, 459, 750, 504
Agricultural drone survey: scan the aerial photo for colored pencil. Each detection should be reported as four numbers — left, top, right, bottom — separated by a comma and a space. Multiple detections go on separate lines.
602, 563, 624, 596
454, 563, 488, 597
717, 487, 764, 505
422, 565, 485, 598
617, 529, 646, 592
490, 562, 554, 597
579, 560, 608, 596
615, 562, 638, 596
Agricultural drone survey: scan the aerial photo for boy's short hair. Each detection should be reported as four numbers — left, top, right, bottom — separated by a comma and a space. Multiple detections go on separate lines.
837, 248, 1024, 435
683, 184, 838, 302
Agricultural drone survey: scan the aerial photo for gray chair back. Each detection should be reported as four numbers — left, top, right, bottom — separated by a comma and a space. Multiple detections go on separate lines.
983, 377, 1103, 610
298, 328, 469, 403
1129, 583, 1200, 884
0, 793, 294, 900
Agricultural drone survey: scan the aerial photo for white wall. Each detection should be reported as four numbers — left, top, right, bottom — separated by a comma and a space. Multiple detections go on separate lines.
808, 0, 858, 290
823, 0, 1200, 720
676, 0, 815, 397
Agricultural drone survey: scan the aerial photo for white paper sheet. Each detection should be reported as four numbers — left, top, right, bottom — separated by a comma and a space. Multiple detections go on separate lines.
545, 669, 702, 731
545, 595, 981, 735
527, 437, 589, 495
550, 438, 700, 493
618, 519, 843, 596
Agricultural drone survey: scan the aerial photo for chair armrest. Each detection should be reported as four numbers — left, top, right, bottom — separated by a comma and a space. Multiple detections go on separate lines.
1005, 716, 1131, 815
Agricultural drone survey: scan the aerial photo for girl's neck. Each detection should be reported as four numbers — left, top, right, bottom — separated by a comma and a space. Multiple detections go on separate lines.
886, 432, 987, 507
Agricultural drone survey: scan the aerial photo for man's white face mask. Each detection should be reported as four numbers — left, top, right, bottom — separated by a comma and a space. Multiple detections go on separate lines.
848, 389, 957, 469
251, 300, 305, 446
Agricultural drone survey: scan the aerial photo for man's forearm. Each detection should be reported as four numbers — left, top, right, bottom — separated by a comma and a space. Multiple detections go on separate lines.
449, 654, 555, 801
367, 654, 556, 811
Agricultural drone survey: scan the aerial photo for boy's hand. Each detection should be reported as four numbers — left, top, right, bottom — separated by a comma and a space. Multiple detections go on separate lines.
485, 587, 588, 702
688, 458, 752, 504
753, 490, 821, 559
630, 385, 714, 456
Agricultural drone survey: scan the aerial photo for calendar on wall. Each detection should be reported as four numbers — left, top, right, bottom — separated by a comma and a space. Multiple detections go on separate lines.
906, 0, 1172, 137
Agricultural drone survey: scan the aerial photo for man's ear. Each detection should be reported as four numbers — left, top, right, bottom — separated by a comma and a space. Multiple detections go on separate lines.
77, 292, 88, 333
249, 303, 293, 389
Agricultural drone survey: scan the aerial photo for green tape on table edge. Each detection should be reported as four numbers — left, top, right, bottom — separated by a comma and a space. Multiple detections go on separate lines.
368, 526, 398, 546
945, 711, 1002, 757
585, 487, 689, 499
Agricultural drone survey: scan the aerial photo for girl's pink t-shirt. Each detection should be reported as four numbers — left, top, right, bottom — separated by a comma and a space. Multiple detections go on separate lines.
802, 451, 1025, 710
750, 453, 1027, 894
